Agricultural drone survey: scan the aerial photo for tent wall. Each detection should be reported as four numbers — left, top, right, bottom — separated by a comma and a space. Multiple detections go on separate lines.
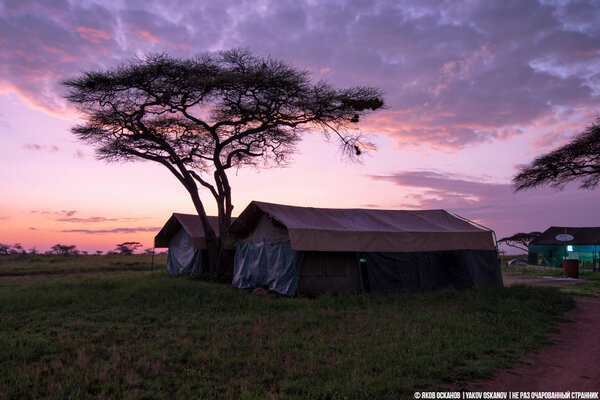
365, 250, 501, 295
298, 252, 362, 297
232, 241, 302, 297
166, 228, 207, 275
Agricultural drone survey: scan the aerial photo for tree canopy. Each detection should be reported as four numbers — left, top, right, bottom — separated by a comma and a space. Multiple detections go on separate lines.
513, 117, 600, 191
114, 242, 143, 255
62, 49, 384, 272
51, 244, 79, 255
497, 232, 541, 252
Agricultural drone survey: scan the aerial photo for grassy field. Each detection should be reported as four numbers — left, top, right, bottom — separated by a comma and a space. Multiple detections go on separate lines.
0, 255, 574, 399
0, 253, 166, 277
502, 263, 600, 297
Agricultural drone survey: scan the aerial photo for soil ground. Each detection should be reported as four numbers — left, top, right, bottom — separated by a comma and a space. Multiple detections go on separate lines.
468, 275, 600, 392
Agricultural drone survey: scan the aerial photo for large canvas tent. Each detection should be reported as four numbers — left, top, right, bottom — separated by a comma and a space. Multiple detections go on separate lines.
227, 201, 502, 296
528, 226, 600, 269
154, 214, 220, 275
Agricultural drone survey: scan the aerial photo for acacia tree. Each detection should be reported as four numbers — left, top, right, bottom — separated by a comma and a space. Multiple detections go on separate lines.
497, 232, 541, 252
63, 49, 384, 272
114, 242, 143, 255
51, 244, 79, 255
0, 243, 10, 255
514, 117, 600, 190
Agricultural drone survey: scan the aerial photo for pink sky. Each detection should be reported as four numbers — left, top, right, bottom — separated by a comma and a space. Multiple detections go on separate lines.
1, 0, 600, 254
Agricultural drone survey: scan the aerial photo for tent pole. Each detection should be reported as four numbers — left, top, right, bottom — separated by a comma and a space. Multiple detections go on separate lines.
356, 252, 365, 294
151, 248, 155, 272
215, 236, 226, 278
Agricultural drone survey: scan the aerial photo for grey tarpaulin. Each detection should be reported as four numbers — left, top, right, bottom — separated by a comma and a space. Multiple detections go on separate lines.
365, 250, 502, 295
166, 228, 207, 275
232, 241, 303, 296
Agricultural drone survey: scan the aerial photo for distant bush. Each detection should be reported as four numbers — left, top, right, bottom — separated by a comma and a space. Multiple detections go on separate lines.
50, 244, 79, 255
0, 243, 31, 255
0, 243, 10, 255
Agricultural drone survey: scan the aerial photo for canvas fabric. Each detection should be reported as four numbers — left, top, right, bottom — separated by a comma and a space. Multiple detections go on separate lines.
155, 214, 222, 249
228, 201, 496, 252
366, 249, 502, 295
166, 228, 207, 275
232, 241, 304, 296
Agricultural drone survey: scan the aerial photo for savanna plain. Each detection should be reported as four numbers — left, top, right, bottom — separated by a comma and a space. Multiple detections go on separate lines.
0, 254, 590, 399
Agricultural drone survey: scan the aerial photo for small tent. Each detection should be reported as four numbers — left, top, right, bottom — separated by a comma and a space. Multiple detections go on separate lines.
227, 201, 502, 296
154, 214, 219, 275
528, 226, 600, 268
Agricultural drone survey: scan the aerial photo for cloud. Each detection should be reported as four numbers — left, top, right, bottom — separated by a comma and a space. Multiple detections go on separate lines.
31, 209, 77, 217
369, 169, 600, 241
370, 170, 509, 210
31, 210, 147, 224
76, 26, 111, 44
238, 0, 600, 148
0, 112, 8, 129
61, 226, 161, 234
55, 215, 146, 223
23, 143, 60, 153
1, 0, 599, 151
56, 216, 117, 223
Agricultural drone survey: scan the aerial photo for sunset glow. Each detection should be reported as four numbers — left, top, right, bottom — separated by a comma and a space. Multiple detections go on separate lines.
1, 0, 599, 254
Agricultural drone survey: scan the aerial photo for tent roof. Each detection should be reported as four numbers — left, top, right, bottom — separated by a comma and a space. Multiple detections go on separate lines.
154, 214, 220, 249
227, 201, 496, 252
530, 226, 600, 246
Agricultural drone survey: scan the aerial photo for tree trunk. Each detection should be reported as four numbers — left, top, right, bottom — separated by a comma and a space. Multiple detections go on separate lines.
215, 191, 234, 277
186, 171, 235, 277
187, 188, 220, 275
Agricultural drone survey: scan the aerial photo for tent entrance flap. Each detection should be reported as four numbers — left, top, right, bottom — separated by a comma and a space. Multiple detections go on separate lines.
166, 228, 207, 275
232, 241, 302, 297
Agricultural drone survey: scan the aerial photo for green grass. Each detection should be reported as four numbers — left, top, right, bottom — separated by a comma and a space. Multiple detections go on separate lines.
502, 264, 600, 297
0, 253, 167, 277
0, 255, 575, 399
503, 264, 600, 279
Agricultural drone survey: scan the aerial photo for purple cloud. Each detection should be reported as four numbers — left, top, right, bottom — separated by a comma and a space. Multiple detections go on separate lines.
1, 0, 599, 150
56, 216, 118, 223
23, 143, 42, 151
23, 143, 60, 152
31, 209, 77, 217
61, 227, 161, 234
55, 215, 146, 223
369, 170, 600, 245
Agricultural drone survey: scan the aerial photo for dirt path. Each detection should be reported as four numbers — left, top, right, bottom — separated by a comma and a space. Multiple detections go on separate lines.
469, 278, 600, 392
